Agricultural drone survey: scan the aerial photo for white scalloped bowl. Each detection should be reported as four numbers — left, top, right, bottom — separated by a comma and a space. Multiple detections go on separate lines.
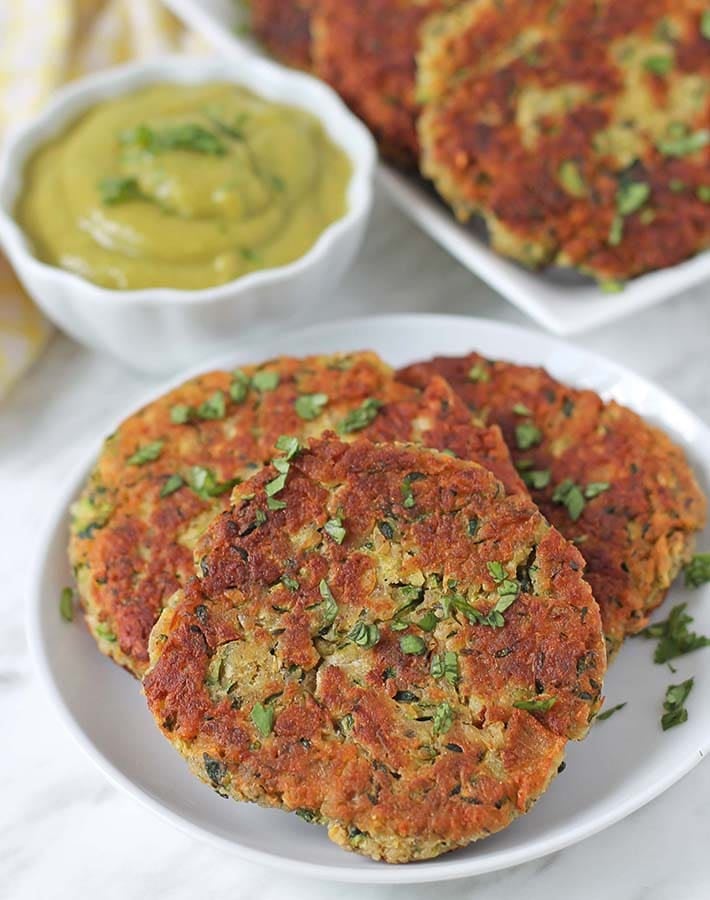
0, 56, 375, 373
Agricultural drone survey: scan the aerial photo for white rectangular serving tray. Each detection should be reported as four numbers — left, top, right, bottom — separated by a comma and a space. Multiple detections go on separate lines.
164, 0, 710, 336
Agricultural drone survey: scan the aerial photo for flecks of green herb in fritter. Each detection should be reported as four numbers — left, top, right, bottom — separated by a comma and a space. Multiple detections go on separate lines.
515, 422, 542, 450
251, 370, 280, 392
348, 620, 380, 648
127, 440, 164, 466
400, 634, 427, 655
251, 701, 275, 737
468, 362, 490, 383
513, 696, 557, 712
337, 398, 382, 434
160, 474, 184, 497
229, 369, 250, 403
197, 390, 226, 420
324, 515, 346, 544
295, 392, 328, 421
319, 579, 338, 624
430, 651, 459, 684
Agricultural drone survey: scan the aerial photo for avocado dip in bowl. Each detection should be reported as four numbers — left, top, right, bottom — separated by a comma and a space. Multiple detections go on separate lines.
0, 56, 375, 372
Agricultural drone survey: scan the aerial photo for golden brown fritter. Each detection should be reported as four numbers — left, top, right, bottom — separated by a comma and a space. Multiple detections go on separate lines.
398, 353, 707, 655
69, 351, 523, 677
144, 437, 605, 863
312, 1, 458, 164
418, 0, 710, 282
249, 0, 314, 70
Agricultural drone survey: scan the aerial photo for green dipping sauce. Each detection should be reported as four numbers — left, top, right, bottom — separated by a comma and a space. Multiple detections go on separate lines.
16, 83, 352, 290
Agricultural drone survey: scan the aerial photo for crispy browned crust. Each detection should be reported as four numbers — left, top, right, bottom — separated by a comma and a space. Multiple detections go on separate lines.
418, 0, 710, 280
250, 0, 314, 70
69, 352, 523, 677
312, 0, 456, 164
144, 437, 605, 863
398, 354, 708, 654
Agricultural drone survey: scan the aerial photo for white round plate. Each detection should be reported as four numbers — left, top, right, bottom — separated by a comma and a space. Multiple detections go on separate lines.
28, 314, 710, 884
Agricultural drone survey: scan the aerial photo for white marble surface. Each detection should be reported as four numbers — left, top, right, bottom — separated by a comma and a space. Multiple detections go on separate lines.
2, 192, 710, 899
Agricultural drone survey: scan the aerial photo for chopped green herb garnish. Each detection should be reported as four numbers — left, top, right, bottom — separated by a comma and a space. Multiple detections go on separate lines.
251, 702, 275, 737
275, 434, 302, 460
319, 579, 338, 624
597, 702, 626, 722
552, 478, 586, 521
608, 214, 624, 246
401, 471, 426, 509
252, 370, 280, 392
584, 481, 610, 499
229, 369, 250, 403
417, 611, 438, 632
122, 122, 227, 156
557, 160, 586, 197
643, 55, 672, 75
295, 392, 328, 421
657, 127, 709, 157
265, 468, 288, 498
430, 651, 459, 684
127, 440, 164, 466
522, 469, 551, 489
255, 509, 267, 525
170, 403, 192, 424
187, 465, 238, 499
267, 497, 287, 510
337, 398, 382, 434
468, 362, 490, 383
324, 515, 346, 544
96, 623, 117, 643
348, 620, 380, 648
197, 390, 226, 420
487, 561, 506, 583
513, 696, 557, 712
685, 553, 710, 588
698, 186, 710, 203
281, 575, 299, 591
616, 181, 650, 216
432, 701, 454, 735
400, 634, 427, 655
467, 517, 479, 537
702, 10, 710, 39
60, 587, 74, 622
515, 422, 542, 450
160, 474, 184, 497
599, 279, 625, 293
512, 402, 533, 416
661, 678, 693, 731
98, 175, 143, 205
641, 602, 710, 662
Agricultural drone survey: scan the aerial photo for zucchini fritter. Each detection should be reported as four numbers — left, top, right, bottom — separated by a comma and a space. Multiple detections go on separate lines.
418, 0, 710, 281
144, 437, 605, 863
312, 0, 457, 164
249, 0, 314, 70
398, 353, 708, 655
69, 352, 523, 676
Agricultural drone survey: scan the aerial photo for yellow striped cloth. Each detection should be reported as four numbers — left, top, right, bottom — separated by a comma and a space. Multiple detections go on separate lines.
0, 0, 198, 397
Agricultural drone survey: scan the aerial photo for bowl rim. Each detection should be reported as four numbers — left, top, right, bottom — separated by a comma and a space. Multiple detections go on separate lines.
0, 54, 376, 305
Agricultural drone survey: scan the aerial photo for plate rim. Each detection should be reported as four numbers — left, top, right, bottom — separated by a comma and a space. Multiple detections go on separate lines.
26, 313, 710, 884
